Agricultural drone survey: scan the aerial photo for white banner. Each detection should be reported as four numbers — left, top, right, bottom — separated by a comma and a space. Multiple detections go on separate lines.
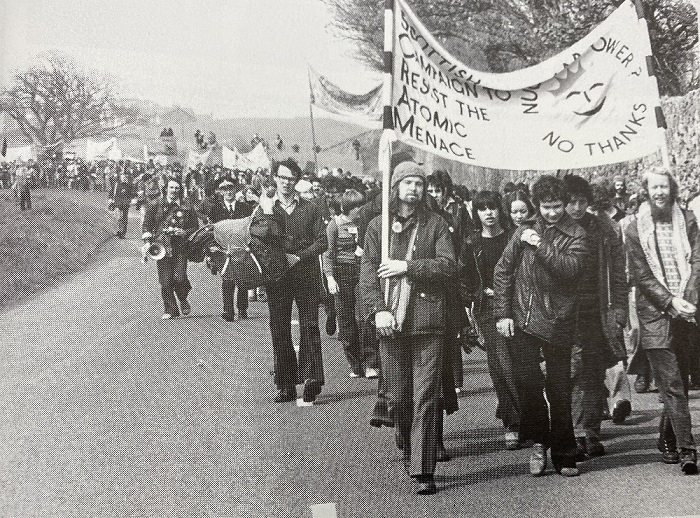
86, 138, 117, 161
0, 145, 34, 162
222, 143, 271, 171
309, 66, 383, 123
392, 0, 662, 170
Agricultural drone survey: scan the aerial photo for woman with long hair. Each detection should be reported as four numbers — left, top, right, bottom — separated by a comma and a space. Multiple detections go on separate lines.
459, 190, 521, 450
503, 189, 535, 229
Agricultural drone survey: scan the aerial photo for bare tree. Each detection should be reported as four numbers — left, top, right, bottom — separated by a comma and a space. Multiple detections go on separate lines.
0, 51, 142, 147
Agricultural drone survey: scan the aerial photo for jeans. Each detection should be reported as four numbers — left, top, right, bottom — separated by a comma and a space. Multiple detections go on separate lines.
156, 252, 191, 315
510, 329, 577, 459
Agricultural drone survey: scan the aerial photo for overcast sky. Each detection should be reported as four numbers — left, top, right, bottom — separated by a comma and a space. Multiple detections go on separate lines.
1, 0, 382, 119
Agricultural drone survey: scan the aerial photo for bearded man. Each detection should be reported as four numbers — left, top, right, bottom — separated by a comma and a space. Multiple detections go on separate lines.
626, 166, 700, 474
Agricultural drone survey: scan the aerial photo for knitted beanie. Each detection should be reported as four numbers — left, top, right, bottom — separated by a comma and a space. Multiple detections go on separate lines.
391, 161, 426, 190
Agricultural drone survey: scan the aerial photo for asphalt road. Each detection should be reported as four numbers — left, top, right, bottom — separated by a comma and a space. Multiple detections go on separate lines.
1, 200, 700, 517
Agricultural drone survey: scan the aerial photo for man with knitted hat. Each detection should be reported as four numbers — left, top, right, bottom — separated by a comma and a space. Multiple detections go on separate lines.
359, 161, 457, 495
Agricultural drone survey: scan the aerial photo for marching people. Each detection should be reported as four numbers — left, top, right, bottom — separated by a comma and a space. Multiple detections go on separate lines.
563, 175, 629, 460
12, 164, 32, 211
493, 175, 588, 477
266, 159, 327, 406
201, 177, 254, 321
459, 190, 521, 450
625, 166, 700, 474
427, 171, 468, 394
322, 188, 378, 378
110, 170, 135, 239
142, 178, 199, 319
359, 161, 457, 495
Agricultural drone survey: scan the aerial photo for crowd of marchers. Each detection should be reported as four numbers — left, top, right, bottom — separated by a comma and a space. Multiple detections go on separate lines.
6, 146, 700, 495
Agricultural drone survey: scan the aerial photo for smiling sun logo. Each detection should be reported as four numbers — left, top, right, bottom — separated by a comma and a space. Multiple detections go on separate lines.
542, 57, 615, 120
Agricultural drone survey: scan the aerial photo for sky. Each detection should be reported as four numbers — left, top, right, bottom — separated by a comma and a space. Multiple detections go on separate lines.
0, 0, 383, 119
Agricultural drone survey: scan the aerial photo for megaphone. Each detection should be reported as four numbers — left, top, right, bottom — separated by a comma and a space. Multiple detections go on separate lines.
141, 241, 166, 261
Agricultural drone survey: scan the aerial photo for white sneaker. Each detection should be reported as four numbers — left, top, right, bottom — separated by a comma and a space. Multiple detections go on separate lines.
365, 368, 379, 379
161, 313, 173, 320
349, 371, 362, 378
296, 398, 313, 407
455, 387, 462, 395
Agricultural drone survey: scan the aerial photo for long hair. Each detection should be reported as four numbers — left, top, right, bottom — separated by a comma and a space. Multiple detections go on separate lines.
471, 190, 503, 232
503, 189, 535, 229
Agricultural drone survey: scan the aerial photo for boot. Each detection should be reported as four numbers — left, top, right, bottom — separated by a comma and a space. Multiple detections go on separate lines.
658, 415, 679, 464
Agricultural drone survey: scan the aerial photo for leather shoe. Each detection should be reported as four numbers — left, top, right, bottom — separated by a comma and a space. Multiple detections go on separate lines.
415, 476, 437, 495
552, 455, 580, 477
302, 379, 320, 403
612, 399, 632, 424
680, 449, 698, 475
370, 399, 393, 428
274, 386, 296, 403
221, 312, 235, 322
585, 437, 605, 457
634, 375, 649, 394
437, 442, 451, 462
238, 310, 248, 319
530, 443, 547, 476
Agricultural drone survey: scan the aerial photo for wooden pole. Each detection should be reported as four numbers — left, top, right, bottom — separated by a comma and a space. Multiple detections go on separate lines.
308, 69, 319, 175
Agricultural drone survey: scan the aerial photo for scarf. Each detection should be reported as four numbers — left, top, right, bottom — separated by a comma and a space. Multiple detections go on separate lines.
384, 217, 419, 332
636, 201, 691, 298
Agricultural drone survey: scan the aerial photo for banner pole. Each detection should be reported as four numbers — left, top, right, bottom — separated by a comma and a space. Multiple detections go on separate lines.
308, 69, 319, 175
634, 0, 672, 171
380, 0, 396, 267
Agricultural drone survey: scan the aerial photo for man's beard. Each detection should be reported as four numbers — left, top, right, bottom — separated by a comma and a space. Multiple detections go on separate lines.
650, 200, 673, 222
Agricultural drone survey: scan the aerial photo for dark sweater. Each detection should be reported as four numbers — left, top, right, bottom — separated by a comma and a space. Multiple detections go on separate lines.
274, 197, 328, 263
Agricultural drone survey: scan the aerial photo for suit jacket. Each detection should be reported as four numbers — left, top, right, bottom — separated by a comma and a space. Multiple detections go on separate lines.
203, 197, 254, 223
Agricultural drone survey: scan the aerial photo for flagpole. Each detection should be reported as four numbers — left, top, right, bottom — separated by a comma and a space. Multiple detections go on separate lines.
632, 0, 671, 170
380, 0, 396, 268
308, 68, 319, 175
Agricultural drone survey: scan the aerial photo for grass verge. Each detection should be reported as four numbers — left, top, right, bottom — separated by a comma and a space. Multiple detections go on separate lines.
0, 190, 113, 310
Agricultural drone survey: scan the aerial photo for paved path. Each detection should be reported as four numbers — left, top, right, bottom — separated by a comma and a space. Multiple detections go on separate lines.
1, 209, 700, 517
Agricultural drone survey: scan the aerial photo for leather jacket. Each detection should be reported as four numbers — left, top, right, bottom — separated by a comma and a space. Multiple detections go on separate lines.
493, 213, 588, 347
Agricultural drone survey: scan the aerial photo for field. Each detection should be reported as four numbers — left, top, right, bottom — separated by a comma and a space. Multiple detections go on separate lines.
0, 189, 114, 310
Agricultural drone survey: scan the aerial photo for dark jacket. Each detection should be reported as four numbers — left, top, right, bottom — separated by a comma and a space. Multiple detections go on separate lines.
359, 207, 457, 336
459, 229, 513, 313
202, 197, 253, 224
493, 213, 588, 347
142, 198, 199, 253
625, 205, 700, 350
112, 182, 134, 208
578, 212, 628, 362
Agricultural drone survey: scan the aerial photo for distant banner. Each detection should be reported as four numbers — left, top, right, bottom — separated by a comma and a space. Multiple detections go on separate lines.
392, 0, 662, 170
0, 145, 33, 162
309, 67, 383, 122
222, 143, 271, 171
86, 138, 117, 161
